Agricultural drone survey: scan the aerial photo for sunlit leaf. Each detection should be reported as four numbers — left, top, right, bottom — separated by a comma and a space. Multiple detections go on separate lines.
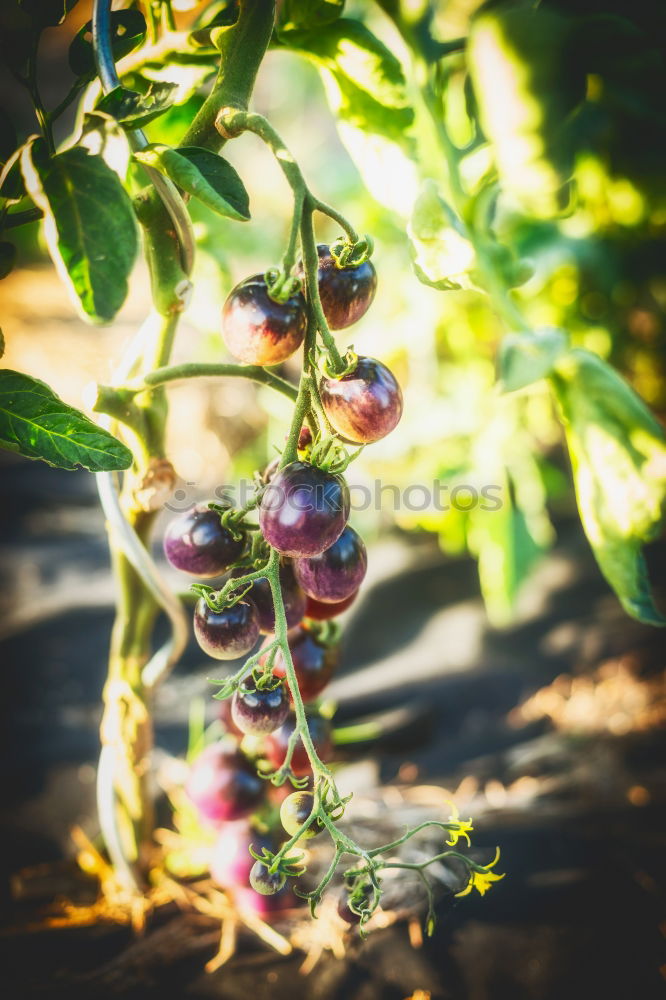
278, 0, 344, 31
189, 0, 238, 47
408, 181, 476, 290
134, 144, 250, 221
500, 328, 569, 393
280, 18, 414, 147
0, 369, 133, 472
551, 350, 666, 625
467, 6, 586, 217
468, 428, 552, 625
20, 137, 138, 323
143, 94, 206, 147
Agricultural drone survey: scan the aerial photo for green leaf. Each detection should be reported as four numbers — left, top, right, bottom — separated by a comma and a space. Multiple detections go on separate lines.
143, 94, 206, 147
467, 6, 585, 217
69, 8, 146, 79
18, 0, 78, 30
189, 0, 238, 47
96, 82, 178, 130
20, 137, 138, 323
468, 430, 553, 626
0, 369, 133, 472
499, 328, 569, 393
134, 144, 250, 221
280, 18, 414, 146
551, 350, 666, 625
279, 0, 344, 31
408, 181, 475, 290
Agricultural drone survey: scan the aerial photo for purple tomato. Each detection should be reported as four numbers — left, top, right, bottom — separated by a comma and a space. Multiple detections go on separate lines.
303, 244, 377, 330
304, 591, 358, 621
231, 678, 290, 735
222, 273, 306, 365
232, 562, 306, 634
163, 504, 244, 578
264, 713, 333, 777
186, 742, 264, 824
270, 625, 339, 702
259, 461, 350, 558
320, 356, 403, 444
193, 597, 259, 660
293, 525, 367, 603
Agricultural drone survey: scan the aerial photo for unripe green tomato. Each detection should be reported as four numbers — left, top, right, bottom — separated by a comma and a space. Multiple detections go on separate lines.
279, 791, 323, 840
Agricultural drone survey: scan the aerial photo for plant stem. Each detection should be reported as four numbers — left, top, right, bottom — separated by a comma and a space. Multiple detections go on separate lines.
46, 80, 87, 125
299, 201, 345, 370
180, 0, 277, 150
27, 39, 54, 154
116, 362, 298, 401
266, 552, 334, 785
94, 0, 277, 889
100, 512, 159, 885
312, 198, 359, 243
215, 108, 347, 373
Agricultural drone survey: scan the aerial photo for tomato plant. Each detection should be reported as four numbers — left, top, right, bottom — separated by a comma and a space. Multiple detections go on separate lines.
1, 0, 664, 941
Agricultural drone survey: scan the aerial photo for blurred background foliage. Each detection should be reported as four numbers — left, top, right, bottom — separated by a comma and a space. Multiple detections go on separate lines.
1, 0, 665, 626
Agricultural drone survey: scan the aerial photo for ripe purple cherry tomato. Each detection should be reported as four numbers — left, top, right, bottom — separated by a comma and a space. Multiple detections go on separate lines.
193, 597, 259, 660
163, 504, 244, 578
305, 244, 377, 330
270, 625, 338, 702
264, 713, 333, 777
293, 525, 367, 604
259, 461, 350, 557
231, 678, 290, 735
186, 741, 264, 824
305, 591, 358, 621
222, 273, 306, 365
320, 356, 403, 444
232, 562, 306, 634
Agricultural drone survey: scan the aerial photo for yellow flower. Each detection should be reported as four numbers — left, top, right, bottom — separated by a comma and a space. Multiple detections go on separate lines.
455, 847, 505, 898
444, 800, 474, 847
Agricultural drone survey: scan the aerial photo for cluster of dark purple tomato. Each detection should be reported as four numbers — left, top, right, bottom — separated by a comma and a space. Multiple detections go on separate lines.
162, 246, 403, 920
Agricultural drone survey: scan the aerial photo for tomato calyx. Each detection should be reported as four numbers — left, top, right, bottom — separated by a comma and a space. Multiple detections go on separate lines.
264, 266, 302, 304
330, 234, 374, 269
321, 347, 358, 381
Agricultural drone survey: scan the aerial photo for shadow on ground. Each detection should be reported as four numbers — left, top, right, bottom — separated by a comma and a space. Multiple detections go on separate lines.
1, 454, 665, 999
